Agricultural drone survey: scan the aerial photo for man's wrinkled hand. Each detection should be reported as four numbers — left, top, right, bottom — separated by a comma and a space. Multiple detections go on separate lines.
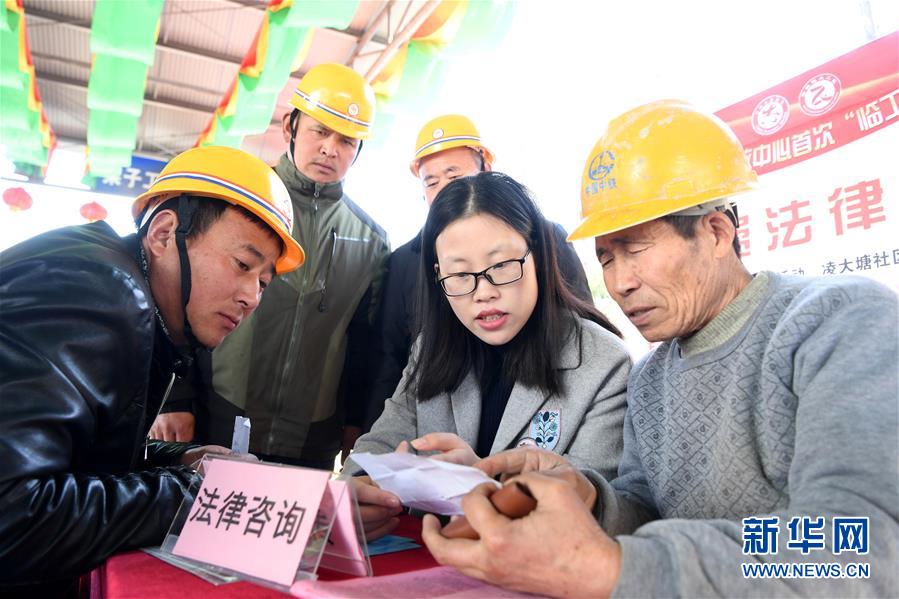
421, 472, 620, 598
474, 447, 597, 509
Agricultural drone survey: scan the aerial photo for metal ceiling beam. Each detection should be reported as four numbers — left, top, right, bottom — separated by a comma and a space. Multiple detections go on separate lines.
219, 0, 266, 10
364, 0, 439, 82
31, 52, 226, 99
53, 134, 170, 160
220, 0, 388, 43
36, 71, 216, 116
26, 4, 388, 74
346, 0, 392, 65
35, 71, 281, 156
25, 7, 245, 68
36, 71, 281, 135
50, 128, 211, 161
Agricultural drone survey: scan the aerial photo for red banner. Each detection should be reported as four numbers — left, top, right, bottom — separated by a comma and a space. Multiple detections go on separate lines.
715, 31, 899, 175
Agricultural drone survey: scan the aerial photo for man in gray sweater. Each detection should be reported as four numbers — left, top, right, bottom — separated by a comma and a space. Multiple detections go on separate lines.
421, 100, 898, 597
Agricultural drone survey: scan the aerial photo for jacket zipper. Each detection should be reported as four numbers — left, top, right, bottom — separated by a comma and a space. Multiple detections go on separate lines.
268, 187, 321, 451
318, 227, 337, 312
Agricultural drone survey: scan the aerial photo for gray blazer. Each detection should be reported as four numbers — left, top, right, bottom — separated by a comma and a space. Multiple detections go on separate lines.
346, 318, 631, 480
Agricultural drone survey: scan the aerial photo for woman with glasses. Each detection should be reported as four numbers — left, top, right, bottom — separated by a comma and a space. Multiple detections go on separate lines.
343, 172, 631, 540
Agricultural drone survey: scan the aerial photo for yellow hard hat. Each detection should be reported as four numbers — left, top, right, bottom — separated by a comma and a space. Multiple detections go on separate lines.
289, 63, 375, 140
568, 100, 758, 241
133, 146, 304, 274
410, 114, 495, 177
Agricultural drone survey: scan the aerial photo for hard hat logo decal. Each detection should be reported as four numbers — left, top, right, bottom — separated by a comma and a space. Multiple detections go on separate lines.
799, 73, 841, 116
588, 151, 615, 181
347, 103, 359, 116
751, 94, 790, 136
433, 128, 444, 139
585, 150, 617, 197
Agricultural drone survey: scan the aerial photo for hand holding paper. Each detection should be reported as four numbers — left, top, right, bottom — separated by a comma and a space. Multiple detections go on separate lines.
405, 432, 480, 467
350, 475, 403, 541
350, 452, 501, 516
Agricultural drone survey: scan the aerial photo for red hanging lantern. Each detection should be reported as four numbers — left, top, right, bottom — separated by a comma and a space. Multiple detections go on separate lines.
80, 201, 108, 222
3, 187, 33, 212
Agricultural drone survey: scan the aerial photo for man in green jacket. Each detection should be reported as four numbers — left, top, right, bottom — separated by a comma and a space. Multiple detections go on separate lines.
152, 63, 390, 469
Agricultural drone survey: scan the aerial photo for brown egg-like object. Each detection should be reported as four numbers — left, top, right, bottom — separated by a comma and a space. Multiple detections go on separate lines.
440, 481, 537, 540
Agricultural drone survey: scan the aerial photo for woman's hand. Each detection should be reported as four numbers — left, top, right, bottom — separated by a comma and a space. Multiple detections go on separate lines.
398, 433, 479, 466
349, 475, 403, 541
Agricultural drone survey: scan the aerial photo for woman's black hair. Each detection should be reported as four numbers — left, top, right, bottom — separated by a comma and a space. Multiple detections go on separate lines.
408, 171, 621, 401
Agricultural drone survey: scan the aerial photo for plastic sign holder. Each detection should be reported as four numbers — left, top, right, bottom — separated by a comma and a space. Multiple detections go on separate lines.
158, 454, 371, 592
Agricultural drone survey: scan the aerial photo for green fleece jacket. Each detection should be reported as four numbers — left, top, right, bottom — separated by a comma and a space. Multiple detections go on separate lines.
203, 155, 390, 461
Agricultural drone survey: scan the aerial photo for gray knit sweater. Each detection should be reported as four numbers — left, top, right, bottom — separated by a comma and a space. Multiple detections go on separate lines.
588, 272, 898, 597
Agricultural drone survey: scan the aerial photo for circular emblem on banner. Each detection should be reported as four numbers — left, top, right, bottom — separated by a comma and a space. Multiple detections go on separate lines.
347, 103, 359, 116
432, 128, 444, 139
798, 73, 841, 116
751, 94, 790, 136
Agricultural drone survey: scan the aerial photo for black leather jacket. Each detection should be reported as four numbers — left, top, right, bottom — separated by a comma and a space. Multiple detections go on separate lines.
0, 221, 197, 584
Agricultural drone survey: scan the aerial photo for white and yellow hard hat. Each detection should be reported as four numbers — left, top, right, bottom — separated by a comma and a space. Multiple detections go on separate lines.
569, 100, 757, 241
289, 63, 375, 140
133, 145, 304, 274
410, 114, 495, 177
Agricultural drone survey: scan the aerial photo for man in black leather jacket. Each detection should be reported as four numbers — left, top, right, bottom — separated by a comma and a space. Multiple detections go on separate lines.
0, 146, 304, 591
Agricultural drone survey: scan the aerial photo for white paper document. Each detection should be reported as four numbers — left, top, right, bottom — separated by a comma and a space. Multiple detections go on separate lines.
350, 452, 500, 515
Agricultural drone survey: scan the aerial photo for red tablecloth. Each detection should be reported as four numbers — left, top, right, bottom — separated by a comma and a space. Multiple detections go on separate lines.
91, 516, 439, 598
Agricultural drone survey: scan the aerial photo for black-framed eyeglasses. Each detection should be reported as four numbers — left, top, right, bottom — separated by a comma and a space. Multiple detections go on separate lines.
436, 249, 531, 297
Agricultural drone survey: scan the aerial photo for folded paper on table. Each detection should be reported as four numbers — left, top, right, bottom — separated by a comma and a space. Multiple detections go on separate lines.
350, 453, 500, 515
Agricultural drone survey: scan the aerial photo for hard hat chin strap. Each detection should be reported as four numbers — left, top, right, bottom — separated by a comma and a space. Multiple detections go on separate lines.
173, 194, 206, 351
675, 197, 739, 227
288, 109, 300, 164
136, 194, 207, 352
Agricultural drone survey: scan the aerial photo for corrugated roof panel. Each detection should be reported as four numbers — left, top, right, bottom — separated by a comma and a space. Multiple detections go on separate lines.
300, 28, 359, 72
150, 51, 239, 103
38, 80, 88, 141
26, 0, 94, 21
136, 104, 209, 157
159, 0, 261, 63
27, 16, 90, 63
32, 53, 91, 86
21, 0, 398, 159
